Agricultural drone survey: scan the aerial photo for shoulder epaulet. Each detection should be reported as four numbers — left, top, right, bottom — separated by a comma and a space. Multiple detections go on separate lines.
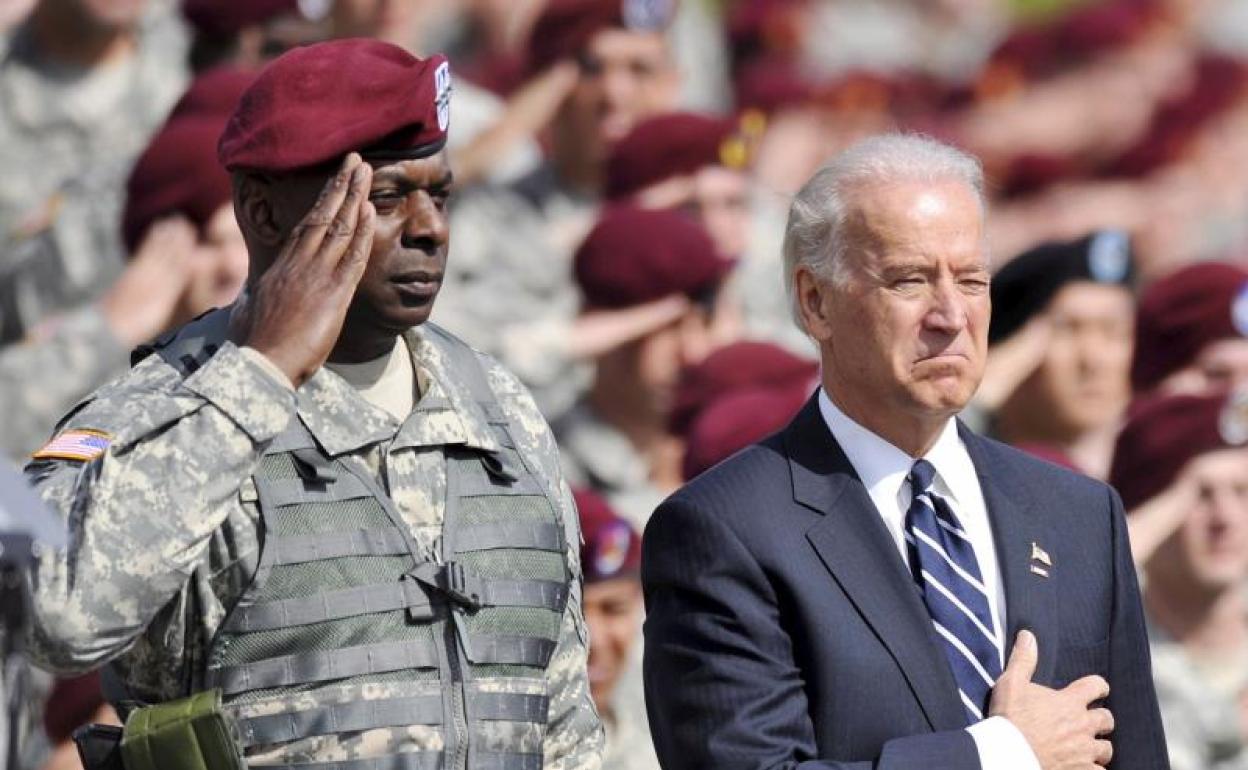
129, 307, 232, 375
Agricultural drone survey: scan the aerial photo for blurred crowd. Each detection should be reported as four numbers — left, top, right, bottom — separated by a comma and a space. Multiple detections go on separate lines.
1, 0, 1247, 768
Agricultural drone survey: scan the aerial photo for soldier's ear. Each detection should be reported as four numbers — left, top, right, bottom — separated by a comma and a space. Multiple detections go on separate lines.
233, 172, 282, 249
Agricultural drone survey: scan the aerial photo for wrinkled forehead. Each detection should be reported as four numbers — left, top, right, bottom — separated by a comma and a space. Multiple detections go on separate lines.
364, 150, 454, 186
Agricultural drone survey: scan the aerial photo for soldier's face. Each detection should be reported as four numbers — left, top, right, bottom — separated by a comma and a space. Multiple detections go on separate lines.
1149, 448, 1248, 593
559, 28, 679, 157
583, 576, 643, 709
344, 152, 453, 334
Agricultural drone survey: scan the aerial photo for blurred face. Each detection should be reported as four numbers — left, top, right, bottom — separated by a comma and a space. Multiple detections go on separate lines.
70, 0, 145, 29
190, 204, 249, 310
690, 166, 750, 258
800, 180, 990, 436
559, 28, 678, 158
583, 576, 643, 710
1160, 338, 1248, 395
634, 306, 715, 413
330, 0, 416, 45
1150, 448, 1248, 595
1017, 282, 1134, 437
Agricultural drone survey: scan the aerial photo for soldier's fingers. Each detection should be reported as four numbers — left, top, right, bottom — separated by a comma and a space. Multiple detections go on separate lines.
335, 200, 375, 286
284, 153, 361, 261
317, 161, 371, 265
1065, 675, 1110, 706
1093, 738, 1113, 766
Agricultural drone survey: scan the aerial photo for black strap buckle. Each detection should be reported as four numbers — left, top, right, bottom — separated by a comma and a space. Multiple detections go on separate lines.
408, 562, 484, 610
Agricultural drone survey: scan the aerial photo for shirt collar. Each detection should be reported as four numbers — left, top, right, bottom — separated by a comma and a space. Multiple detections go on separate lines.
817, 388, 976, 506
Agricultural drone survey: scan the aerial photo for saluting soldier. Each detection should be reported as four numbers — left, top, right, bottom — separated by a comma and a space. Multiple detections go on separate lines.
24, 38, 602, 770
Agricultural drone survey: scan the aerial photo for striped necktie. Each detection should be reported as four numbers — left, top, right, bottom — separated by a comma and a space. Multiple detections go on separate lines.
904, 458, 1002, 724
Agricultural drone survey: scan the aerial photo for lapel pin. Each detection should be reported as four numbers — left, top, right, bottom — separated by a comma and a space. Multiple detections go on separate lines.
1030, 542, 1052, 567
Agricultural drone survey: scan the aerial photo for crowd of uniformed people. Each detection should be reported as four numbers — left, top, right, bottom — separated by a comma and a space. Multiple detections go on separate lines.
0, 0, 1246, 769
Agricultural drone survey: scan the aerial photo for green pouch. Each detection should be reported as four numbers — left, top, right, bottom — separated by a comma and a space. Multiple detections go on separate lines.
120, 689, 247, 770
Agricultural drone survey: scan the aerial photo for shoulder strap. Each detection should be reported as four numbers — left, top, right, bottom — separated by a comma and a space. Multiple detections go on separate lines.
421, 322, 507, 424
131, 307, 232, 374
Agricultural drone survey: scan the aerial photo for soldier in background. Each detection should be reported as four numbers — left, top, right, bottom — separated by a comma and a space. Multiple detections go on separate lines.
556, 205, 734, 527
24, 39, 601, 769
0, 0, 188, 342
435, 0, 683, 420
0, 67, 253, 462
1109, 391, 1248, 770
572, 488, 657, 770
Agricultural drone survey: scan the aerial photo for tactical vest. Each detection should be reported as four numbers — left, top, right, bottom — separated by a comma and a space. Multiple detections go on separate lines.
142, 313, 572, 770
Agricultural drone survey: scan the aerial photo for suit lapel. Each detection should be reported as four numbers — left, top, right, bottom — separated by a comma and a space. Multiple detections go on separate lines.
787, 397, 967, 731
960, 426, 1058, 684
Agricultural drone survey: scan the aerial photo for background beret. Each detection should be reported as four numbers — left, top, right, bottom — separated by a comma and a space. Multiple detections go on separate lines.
1109, 390, 1248, 510
218, 39, 452, 173
168, 66, 258, 122
682, 385, 808, 480
574, 487, 640, 583
182, 0, 302, 38
669, 340, 818, 435
526, 0, 677, 77
605, 112, 749, 201
1131, 261, 1248, 392
123, 116, 235, 253
574, 205, 733, 310
989, 229, 1136, 345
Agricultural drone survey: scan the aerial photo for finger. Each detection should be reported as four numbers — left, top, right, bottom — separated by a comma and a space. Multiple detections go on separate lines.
1001, 630, 1038, 683
317, 161, 371, 265
1066, 674, 1110, 705
284, 153, 361, 260
1092, 707, 1115, 737
1093, 738, 1113, 766
334, 200, 374, 285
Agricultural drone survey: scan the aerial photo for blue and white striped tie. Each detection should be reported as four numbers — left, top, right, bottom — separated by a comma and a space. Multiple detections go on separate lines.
904, 458, 1002, 724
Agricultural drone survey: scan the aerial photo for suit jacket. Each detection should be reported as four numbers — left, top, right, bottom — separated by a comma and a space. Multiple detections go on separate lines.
642, 396, 1168, 770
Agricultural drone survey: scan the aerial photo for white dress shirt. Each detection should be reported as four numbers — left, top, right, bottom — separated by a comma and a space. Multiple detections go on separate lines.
818, 390, 1040, 770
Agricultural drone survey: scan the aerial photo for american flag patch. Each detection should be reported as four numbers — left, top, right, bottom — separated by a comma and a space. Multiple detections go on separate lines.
31, 429, 112, 462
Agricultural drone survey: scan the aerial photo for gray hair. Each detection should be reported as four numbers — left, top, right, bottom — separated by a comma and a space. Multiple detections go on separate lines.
781, 133, 986, 330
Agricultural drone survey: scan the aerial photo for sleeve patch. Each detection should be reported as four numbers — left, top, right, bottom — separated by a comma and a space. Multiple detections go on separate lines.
31, 429, 113, 462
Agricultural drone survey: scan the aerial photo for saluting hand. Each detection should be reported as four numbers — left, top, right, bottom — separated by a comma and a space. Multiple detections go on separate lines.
230, 153, 376, 387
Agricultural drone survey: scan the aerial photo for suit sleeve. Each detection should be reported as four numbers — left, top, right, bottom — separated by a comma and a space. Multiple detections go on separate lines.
642, 497, 980, 770
1103, 486, 1171, 770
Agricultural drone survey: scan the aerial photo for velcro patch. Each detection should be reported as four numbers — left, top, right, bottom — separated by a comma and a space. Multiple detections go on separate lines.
32, 429, 112, 462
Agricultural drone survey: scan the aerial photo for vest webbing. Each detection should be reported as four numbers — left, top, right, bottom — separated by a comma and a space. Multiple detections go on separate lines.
137, 315, 569, 769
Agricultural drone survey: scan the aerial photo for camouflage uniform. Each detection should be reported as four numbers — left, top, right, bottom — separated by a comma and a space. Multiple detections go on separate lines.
0, 305, 127, 461
600, 701, 659, 770
0, 10, 187, 341
435, 165, 597, 422
1149, 622, 1248, 770
24, 310, 604, 769
552, 403, 666, 532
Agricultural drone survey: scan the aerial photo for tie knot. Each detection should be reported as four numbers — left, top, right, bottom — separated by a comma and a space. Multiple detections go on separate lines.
910, 459, 936, 495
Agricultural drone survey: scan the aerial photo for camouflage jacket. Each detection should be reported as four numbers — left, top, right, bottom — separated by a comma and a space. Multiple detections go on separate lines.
24, 316, 603, 769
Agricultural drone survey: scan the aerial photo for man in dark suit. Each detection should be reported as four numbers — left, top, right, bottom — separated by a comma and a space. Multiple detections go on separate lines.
642, 134, 1168, 770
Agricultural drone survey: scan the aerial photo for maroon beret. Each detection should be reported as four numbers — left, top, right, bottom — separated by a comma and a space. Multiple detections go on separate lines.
574, 487, 640, 583
219, 39, 452, 173
526, 0, 677, 77
44, 672, 104, 744
123, 116, 234, 253
683, 385, 807, 479
168, 66, 258, 122
1109, 390, 1248, 510
606, 112, 753, 201
670, 341, 818, 435
182, 0, 302, 37
1131, 261, 1248, 392
574, 205, 734, 310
